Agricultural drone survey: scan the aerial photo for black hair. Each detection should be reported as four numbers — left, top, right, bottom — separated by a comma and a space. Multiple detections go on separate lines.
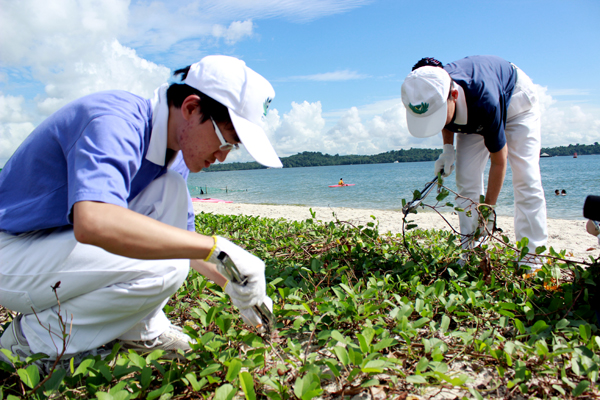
411, 57, 454, 100
166, 66, 231, 123
412, 57, 444, 71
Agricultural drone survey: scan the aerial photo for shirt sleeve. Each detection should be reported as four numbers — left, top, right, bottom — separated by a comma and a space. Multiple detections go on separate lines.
67, 115, 144, 221
483, 104, 507, 153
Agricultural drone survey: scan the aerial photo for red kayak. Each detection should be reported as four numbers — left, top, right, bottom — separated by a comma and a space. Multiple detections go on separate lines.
328, 184, 355, 187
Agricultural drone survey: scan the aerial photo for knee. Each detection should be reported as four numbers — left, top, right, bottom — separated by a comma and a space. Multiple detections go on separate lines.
161, 260, 190, 295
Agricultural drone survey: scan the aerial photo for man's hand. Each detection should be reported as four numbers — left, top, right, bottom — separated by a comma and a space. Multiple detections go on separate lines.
206, 236, 266, 309
434, 144, 455, 177
477, 204, 496, 238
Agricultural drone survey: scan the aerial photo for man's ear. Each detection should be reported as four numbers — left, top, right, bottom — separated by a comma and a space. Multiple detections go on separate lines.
450, 87, 459, 101
181, 95, 201, 121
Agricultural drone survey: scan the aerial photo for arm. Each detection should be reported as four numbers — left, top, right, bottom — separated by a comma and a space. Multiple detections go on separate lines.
191, 259, 228, 287
442, 129, 454, 145
73, 201, 214, 260
484, 144, 508, 205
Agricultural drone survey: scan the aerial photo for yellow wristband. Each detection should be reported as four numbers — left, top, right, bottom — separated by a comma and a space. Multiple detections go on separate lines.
205, 235, 218, 261
222, 280, 229, 291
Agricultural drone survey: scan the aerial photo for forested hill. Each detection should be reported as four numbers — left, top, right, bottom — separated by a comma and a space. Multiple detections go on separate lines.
541, 142, 600, 157
204, 148, 443, 172
203, 142, 600, 172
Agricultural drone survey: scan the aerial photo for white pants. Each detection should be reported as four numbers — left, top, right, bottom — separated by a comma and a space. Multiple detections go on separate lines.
455, 67, 548, 249
0, 170, 191, 357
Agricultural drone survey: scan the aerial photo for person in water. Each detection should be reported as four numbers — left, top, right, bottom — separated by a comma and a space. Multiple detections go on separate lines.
555, 190, 560, 196
561, 189, 567, 196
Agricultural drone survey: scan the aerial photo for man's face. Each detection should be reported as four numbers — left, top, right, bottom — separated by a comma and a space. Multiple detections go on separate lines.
177, 111, 240, 173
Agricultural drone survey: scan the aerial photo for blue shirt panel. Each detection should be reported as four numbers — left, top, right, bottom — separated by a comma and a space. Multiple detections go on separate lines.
444, 55, 517, 153
0, 91, 168, 234
169, 152, 196, 232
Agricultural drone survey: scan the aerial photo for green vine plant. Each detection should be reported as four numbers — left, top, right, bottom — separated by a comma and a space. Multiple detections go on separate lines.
1, 194, 599, 399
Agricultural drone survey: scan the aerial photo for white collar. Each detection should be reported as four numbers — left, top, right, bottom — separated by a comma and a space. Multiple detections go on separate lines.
453, 84, 468, 125
147, 83, 174, 166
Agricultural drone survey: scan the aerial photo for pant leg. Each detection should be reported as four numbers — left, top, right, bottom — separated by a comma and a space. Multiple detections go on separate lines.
0, 170, 191, 357
505, 67, 548, 249
455, 132, 490, 245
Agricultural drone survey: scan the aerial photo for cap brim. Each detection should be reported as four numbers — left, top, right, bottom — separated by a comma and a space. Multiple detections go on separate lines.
229, 110, 283, 168
406, 101, 448, 138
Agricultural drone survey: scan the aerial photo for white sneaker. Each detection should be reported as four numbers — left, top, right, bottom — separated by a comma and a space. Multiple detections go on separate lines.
119, 324, 194, 357
0, 314, 33, 361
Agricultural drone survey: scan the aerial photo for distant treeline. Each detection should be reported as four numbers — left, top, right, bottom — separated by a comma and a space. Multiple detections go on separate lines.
204, 148, 443, 172
200, 142, 600, 172
541, 142, 600, 157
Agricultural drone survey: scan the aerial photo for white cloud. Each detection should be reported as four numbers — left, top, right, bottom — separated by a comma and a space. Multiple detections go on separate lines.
35, 40, 170, 116
212, 20, 254, 44
0, 0, 129, 67
0, 93, 36, 163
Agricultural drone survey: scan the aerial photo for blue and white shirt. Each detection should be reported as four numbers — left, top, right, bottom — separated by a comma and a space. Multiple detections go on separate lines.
0, 90, 194, 235
444, 55, 517, 153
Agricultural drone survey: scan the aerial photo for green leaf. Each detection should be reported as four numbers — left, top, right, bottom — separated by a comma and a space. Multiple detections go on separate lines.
109, 381, 128, 396
333, 346, 349, 366
531, 320, 548, 335
468, 387, 484, 400
361, 378, 380, 387
555, 319, 570, 329
294, 374, 322, 400
214, 384, 237, 400
406, 375, 427, 384
357, 334, 370, 353
127, 351, 146, 368
331, 330, 346, 344
239, 371, 256, 400
573, 380, 590, 397
514, 318, 526, 334
440, 315, 450, 334
73, 358, 95, 377
185, 372, 204, 391
199, 363, 222, 377
147, 384, 174, 400
226, 358, 242, 382
361, 360, 386, 374
42, 367, 67, 392
579, 324, 591, 342
17, 365, 40, 389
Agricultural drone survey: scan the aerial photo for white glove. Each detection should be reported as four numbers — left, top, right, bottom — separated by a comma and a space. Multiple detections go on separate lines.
434, 144, 455, 177
240, 296, 273, 329
477, 206, 496, 238
206, 236, 266, 310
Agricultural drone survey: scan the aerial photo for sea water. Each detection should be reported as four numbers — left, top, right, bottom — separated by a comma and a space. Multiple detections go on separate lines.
188, 154, 600, 220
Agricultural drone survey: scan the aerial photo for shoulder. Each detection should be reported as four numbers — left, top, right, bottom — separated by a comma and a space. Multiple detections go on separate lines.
75, 91, 150, 116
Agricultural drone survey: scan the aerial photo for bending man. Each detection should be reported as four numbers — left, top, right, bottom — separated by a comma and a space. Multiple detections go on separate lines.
401, 56, 547, 261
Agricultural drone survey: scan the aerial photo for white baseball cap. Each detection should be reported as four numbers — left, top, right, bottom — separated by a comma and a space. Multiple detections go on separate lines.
401, 66, 451, 138
183, 55, 282, 168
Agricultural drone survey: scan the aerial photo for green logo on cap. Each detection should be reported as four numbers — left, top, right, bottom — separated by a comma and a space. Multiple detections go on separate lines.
263, 98, 272, 116
409, 102, 429, 115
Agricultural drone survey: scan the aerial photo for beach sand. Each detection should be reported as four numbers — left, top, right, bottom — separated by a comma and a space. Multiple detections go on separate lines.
193, 202, 600, 263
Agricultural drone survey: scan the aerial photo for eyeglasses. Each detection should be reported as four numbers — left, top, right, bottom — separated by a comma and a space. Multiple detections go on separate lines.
211, 118, 239, 151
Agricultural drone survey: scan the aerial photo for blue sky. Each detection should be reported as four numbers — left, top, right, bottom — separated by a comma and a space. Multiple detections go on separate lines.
1, 0, 599, 166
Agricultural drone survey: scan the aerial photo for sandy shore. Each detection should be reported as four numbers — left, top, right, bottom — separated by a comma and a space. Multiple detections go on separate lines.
193, 202, 600, 263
